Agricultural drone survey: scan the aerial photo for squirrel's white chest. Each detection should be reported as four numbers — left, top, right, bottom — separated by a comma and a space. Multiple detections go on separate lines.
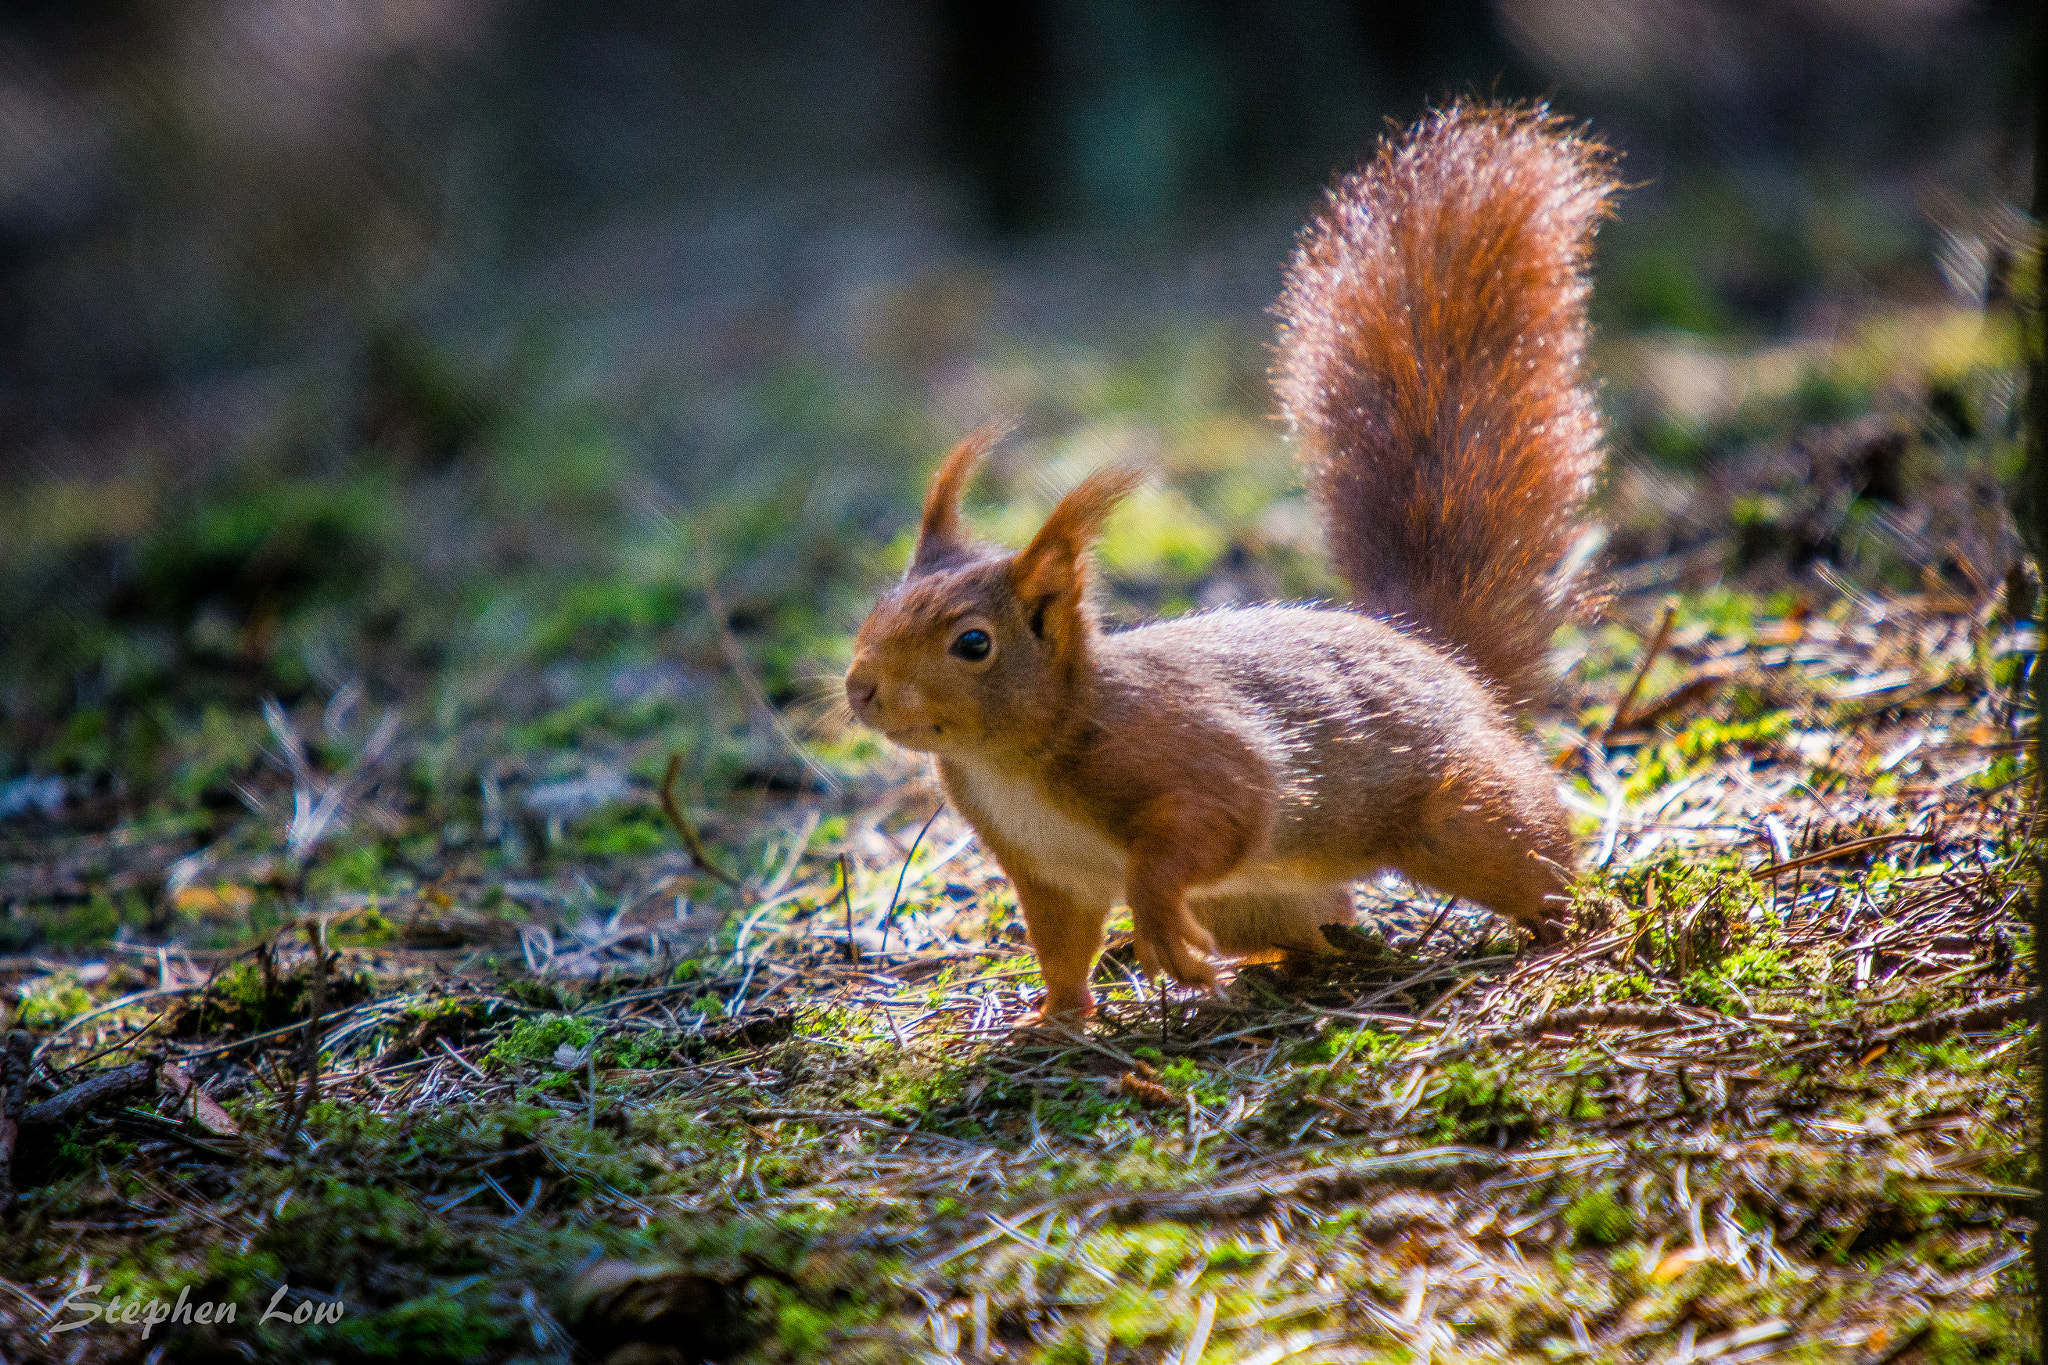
942, 759, 1126, 903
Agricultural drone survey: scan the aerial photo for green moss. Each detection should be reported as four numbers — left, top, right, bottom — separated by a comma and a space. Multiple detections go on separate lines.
1970, 754, 2022, 792
308, 843, 397, 896
572, 809, 669, 858
1565, 1186, 1636, 1246
1096, 487, 1226, 582
1157, 1058, 1227, 1106
1606, 243, 1736, 335
17, 973, 96, 1027
0, 306, 2033, 1362
298, 1288, 515, 1361
492, 1013, 596, 1067
528, 580, 686, 660
1625, 712, 1794, 801
180, 959, 375, 1037
330, 907, 396, 947
605, 1031, 683, 1069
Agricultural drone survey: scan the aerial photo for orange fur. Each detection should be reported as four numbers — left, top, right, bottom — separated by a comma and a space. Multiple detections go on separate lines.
910, 425, 1004, 574
1274, 102, 1618, 702
1010, 466, 1143, 675
846, 103, 1614, 1019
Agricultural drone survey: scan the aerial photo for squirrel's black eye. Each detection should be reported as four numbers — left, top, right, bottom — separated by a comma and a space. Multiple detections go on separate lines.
949, 628, 992, 662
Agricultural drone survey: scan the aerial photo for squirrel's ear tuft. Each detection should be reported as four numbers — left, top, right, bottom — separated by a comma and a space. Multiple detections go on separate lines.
910, 425, 1005, 576
1009, 466, 1142, 629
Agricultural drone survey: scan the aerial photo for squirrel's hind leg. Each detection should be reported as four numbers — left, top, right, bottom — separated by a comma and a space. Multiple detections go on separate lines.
1188, 883, 1352, 958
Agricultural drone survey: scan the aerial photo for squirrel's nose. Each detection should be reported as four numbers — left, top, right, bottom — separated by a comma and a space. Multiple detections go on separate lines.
845, 671, 878, 712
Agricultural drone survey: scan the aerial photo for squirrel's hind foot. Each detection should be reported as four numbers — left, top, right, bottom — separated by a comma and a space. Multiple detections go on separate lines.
1134, 934, 1220, 992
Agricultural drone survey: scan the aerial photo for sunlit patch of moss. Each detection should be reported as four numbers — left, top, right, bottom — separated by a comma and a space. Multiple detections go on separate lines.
1289, 1024, 1396, 1071
1690, 584, 1785, 649
17, 971, 96, 1028
1624, 711, 1794, 802
1156, 1057, 1227, 1106
1096, 486, 1227, 582
326, 906, 395, 946
492, 1012, 597, 1067
306, 841, 404, 897
1686, 937, 1798, 1013
1428, 1060, 1542, 1146
1969, 753, 2022, 792
1565, 1185, 1636, 1246
1577, 852, 1774, 1002
571, 807, 669, 858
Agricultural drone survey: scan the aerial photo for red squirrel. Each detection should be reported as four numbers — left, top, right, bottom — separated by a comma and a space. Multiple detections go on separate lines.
845, 103, 1620, 1019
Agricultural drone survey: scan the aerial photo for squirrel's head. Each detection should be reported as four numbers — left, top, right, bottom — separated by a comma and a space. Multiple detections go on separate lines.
845, 428, 1137, 757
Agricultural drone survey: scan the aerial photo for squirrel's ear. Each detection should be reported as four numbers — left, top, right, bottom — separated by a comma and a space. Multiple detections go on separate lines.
909, 425, 1005, 576
1009, 466, 1141, 636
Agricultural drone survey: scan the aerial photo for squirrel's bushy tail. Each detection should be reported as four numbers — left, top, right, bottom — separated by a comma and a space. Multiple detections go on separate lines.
1274, 102, 1619, 702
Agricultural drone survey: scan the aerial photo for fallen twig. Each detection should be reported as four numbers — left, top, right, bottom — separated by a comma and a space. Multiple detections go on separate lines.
735, 1108, 980, 1151
1603, 601, 1678, 740
21, 1059, 155, 1130
1759, 834, 1939, 878
837, 855, 856, 964
30, 985, 208, 1057
1615, 674, 1725, 733
1099, 1146, 1505, 1223
881, 802, 944, 955
659, 753, 743, 889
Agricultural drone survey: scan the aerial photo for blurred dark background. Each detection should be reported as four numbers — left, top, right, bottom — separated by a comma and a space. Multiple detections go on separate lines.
0, 0, 2036, 856
0, 0, 2029, 444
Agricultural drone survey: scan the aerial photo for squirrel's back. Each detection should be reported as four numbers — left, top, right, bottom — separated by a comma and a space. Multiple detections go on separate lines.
1273, 102, 1619, 702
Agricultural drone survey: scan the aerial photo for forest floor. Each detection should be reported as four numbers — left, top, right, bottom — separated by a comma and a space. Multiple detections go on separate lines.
0, 297, 2037, 1362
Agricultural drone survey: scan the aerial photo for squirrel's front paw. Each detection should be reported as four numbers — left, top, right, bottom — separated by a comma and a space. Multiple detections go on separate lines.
1019, 988, 1097, 1027
1134, 917, 1220, 989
